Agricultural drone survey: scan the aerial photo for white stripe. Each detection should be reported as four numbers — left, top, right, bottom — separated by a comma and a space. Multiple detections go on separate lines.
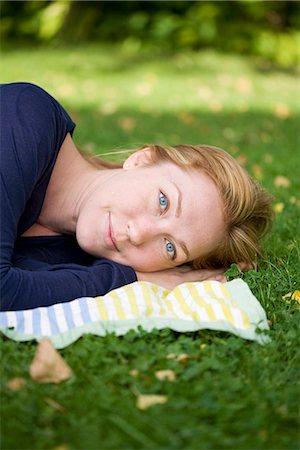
39, 308, 51, 336
53, 303, 68, 333
104, 296, 118, 320
212, 303, 225, 321
87, 298, 100, 322
70, 299, 84, 327
231, 307, 245, 328
6, 311, 17, 328
23, 309, 33, 334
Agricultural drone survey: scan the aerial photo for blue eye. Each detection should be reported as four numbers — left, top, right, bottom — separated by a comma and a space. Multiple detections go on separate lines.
159, 192, 168, 210
165, 239, 176, 259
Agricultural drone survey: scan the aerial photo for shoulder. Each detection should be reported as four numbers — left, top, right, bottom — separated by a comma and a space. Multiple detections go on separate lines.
1, 82, 76, 137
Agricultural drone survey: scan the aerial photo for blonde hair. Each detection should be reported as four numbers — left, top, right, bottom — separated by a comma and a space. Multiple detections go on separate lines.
83, 144, 274, 269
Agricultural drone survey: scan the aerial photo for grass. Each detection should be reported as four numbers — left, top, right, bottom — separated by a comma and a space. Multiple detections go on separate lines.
1, 43, 300, 450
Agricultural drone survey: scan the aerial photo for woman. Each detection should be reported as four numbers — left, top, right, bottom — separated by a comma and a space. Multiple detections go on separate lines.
0, 82, 273, 311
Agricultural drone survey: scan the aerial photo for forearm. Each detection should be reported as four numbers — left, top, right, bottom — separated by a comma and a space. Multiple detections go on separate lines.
1, 259, 137, 311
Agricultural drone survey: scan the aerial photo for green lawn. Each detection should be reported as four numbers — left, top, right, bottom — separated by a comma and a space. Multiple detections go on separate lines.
1, 44, 299, 450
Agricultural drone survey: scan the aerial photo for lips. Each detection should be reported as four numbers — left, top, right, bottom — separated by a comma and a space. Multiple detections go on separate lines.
108, 213, 119, 251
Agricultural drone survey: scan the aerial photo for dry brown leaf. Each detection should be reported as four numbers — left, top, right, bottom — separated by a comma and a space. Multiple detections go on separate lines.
166, 353, 177, 360
274, 176, 291, 188
274, 104, 290, 119
236, 77, 253, 94
29, 338, 73, 384
236, 154, 248, 166
177, 353, 190, 364
155, 370, 176, 382
136, 394, 168, 410
45, 397, 65, 412
252, 164, 263, 180
118, 117, 136, 131
208, 101, 223, 112
263, 153, 273, 164
7, 377, 26, 391
178, 111, 195, 125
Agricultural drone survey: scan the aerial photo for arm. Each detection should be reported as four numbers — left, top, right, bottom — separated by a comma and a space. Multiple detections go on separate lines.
1, 256, 137, 311
136, 265, 227, 290
0, 83, 137, 311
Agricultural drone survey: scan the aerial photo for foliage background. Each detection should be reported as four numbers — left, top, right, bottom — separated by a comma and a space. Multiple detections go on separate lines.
1, 0, 299, 69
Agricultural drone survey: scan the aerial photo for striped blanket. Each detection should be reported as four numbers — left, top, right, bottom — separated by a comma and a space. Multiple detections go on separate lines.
0, 279, 270, 348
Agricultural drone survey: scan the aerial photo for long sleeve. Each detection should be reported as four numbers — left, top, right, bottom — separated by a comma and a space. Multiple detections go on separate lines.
0, 83, 137, 311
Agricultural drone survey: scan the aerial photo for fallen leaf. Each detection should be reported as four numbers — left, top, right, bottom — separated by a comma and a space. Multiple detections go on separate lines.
118, 117, 136, 132
263, 153, 273, 164
136, 394, 168, 410
197, 86, 213, 100
290, 196, 297, 205
29, 339, 73, 384
274, 104, 290, 119
273, 202, 284, 213
7, 377, 26, 391
100, 101, 118, 115
291, 290, 300, 304
45, 397, 65, 412
236, 154, 248, 166
135, 82, 153, 96
236, 77, 253, 94
177, 353, 190, 364
274, 176, 291, 188
252, 164, 263, 180
166, 353, 177, 360
178, 111, 195, 125
208, 100, 223, 112
155, 370, 176, 382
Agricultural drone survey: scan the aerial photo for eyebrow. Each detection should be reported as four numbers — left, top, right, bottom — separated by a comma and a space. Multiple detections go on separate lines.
171, 182, 190, 261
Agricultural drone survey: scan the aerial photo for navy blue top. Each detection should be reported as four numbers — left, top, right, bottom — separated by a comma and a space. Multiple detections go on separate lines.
0, 82, 137, 311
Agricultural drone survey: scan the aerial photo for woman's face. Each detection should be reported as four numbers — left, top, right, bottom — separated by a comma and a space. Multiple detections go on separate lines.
75, 152, 225, 272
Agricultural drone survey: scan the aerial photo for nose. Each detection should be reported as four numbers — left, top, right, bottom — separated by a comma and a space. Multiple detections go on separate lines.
128, 217, 162, 246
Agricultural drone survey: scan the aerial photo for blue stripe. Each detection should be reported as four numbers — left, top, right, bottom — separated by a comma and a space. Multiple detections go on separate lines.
63, 302, 76, 329
47, 305, 59, 335
0, 312, 9, 327
79, 298, 91, 324
32, 309, 41, 335
15, 310, 24, 333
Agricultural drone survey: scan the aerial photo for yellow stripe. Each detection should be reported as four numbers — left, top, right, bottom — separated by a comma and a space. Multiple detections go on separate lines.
111, 291, 126, 320
96, 298, 109, 321
173, 286, 200, 320
219, 283, 232, 300
125, 285, 140, 318
241, 311, 250, 328
186, 283, 206, 308
204, 304, 217, 321
221, 304, 235, 325
141, 283, 154, 317
162, 292, 177, 317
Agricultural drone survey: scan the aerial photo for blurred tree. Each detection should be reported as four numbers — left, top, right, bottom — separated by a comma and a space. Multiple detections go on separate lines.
1, 0, 299, 68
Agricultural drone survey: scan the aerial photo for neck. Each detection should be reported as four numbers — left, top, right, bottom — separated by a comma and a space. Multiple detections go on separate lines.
37, 135, 116, 234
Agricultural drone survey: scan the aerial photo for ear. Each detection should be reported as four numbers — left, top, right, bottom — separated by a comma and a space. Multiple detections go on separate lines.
123, 148, 153, 169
